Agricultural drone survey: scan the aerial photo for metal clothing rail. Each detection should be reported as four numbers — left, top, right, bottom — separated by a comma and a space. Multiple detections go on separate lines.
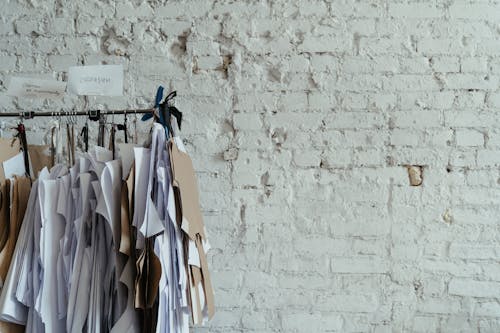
0, 109, 155, 120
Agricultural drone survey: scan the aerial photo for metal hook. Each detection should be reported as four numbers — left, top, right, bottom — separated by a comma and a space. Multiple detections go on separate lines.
133, 109, 138, 144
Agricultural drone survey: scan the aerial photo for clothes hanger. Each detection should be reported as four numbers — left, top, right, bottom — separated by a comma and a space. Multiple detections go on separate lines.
113, 111, 128, 145
133, 110, 138, 144
109, 125, 116, 158
108, 111, 118, 159
14, 114, 30, 178
142, 86, 182, 138
68, 111, 76, 165
80, 118, 89, 153
98, 114, 105, 147
65, 111, 72, 166
142, 86, 167, 139
49, 111, 56, 166
50, 110, 64, 166
116, 111, 128, 144
163, 90, 182, 136
162, 95, 182, 138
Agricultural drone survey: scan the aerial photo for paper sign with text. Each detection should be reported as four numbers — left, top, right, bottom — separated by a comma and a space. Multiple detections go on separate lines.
67, 65, 123, 96
7, 77, 67, 98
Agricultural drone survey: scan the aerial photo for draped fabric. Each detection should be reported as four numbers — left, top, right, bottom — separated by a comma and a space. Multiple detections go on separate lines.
0, 123, 214, 332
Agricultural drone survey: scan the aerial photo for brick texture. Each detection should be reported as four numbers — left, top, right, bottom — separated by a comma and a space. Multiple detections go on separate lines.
1, 0, 500, 332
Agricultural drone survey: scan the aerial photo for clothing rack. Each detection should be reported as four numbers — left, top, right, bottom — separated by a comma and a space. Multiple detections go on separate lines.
1, 90, 178, 123
0, 109, 155, 121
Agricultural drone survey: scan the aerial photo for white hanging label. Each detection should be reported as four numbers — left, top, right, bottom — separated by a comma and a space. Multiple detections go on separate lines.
67, 64, 123, 96
7, 77, 66, 98
3, 153, 26, 179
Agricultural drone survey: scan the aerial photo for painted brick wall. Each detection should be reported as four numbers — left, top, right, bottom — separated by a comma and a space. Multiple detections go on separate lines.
1, 1, 500, 332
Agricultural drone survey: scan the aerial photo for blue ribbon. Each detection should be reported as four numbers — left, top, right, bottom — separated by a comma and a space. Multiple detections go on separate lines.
141, 86, 164, 121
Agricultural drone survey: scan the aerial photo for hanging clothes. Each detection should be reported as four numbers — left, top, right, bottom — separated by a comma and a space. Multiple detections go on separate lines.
38, 168, 67, 332
0, 94, 216, 333
169, 136, 214, 325
0, 176, 31, 333
154, 124, 190, 333
0, 180, 10, 256
111, 143, 140, 333
0, 178, 38, 328
28, 145, 53, 179
0, 138, 21, 182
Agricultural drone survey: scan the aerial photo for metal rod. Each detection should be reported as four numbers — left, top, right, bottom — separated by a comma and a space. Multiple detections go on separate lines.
0, 108, 155, 119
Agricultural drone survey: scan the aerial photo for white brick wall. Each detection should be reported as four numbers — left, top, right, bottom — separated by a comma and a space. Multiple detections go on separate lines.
1, 0, 500, 332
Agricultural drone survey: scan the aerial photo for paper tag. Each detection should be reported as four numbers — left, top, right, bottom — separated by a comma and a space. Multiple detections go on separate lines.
7, 77, 66, 98
188, 240, 201, 267
3, 153, 26, 179
117, 143, 139, 180
174, 136, 187, 153
93, 146, 113, 163
67, 65, 123, 96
